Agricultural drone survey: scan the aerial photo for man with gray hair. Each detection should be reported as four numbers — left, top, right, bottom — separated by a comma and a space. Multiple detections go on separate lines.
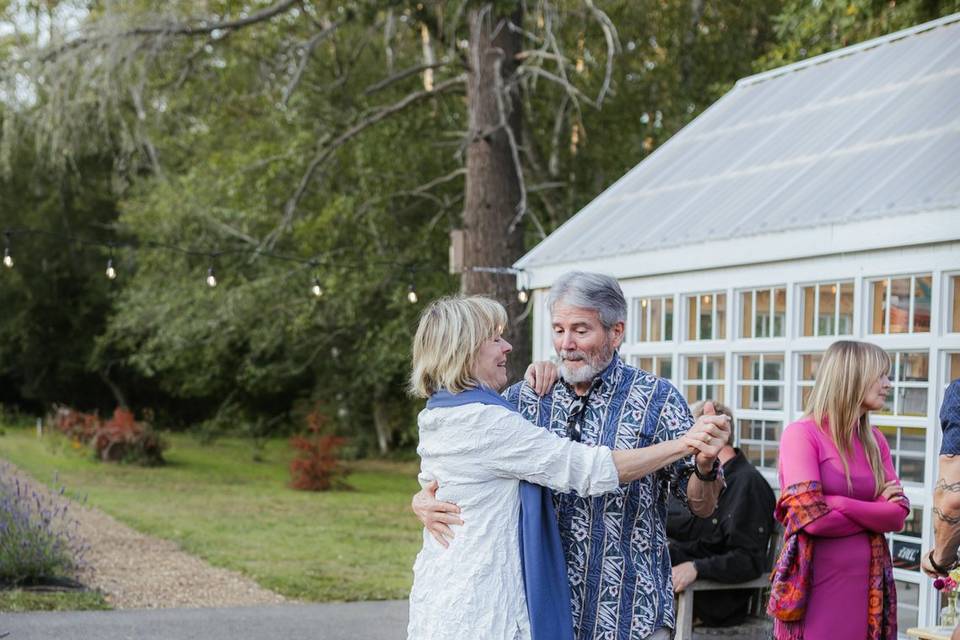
413, 271, 730, 640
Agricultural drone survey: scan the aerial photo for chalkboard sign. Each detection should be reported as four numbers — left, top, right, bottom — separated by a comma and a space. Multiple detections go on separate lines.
893, 539, 921, 572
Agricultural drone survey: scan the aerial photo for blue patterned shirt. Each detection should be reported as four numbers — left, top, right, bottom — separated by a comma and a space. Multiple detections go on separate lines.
504, 353, 697, 640
941, 379, 960, 456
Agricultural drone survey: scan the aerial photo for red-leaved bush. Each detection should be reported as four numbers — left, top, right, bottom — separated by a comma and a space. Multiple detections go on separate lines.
52, 406, 166, 466
289, 410, 351, 491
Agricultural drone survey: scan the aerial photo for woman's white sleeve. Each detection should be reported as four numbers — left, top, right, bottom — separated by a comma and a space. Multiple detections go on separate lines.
477, 407, 619, 496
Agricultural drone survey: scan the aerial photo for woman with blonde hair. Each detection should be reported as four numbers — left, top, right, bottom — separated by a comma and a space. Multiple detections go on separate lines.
406, 295, 727, 640
768, 340, 909, 639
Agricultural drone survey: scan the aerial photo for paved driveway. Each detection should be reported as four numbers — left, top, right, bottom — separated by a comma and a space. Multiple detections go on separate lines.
0, 601, 409, 640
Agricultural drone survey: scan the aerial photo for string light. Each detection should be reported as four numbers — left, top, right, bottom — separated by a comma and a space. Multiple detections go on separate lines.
3, 233, 12, 269
105, 244, 117, 280
1, 226, 526, 301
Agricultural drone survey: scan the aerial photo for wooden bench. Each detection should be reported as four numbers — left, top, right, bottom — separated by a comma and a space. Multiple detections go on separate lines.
674, 522, 783, 640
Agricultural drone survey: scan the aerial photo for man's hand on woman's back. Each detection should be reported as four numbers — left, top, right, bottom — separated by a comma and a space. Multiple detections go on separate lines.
412, 480, 463, 548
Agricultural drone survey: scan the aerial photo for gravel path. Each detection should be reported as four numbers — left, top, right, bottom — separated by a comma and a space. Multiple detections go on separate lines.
3, 462, 286, 609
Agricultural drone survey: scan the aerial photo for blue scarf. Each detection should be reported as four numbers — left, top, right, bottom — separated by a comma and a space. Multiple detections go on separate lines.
427, 386, 574, 640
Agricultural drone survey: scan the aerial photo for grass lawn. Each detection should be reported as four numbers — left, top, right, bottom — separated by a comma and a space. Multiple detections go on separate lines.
0, 426, 423, 602
0, 590, 110, 612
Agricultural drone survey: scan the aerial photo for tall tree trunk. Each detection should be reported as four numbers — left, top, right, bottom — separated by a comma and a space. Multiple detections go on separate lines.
372, 384, 393, 455
462, 5, 530, 383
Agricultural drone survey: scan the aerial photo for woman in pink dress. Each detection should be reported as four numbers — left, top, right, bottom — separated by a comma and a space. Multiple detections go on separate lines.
768, 340, 909, 640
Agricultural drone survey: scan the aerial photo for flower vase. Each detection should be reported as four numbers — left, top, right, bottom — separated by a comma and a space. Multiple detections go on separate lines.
942, 591, 959, 627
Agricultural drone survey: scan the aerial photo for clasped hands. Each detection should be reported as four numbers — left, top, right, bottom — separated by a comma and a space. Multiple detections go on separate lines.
682, 401, 730, 475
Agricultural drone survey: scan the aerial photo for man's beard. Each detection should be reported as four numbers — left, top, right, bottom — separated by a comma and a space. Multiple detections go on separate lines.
559, 340, 615, 384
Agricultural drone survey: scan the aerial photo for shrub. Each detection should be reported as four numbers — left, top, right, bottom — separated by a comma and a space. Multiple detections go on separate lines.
0, 468, 87, 587
289, 410, 351, 491
51, 406, 100, 444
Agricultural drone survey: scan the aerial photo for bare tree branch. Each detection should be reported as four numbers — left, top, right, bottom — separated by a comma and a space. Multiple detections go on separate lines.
584, 0, 621, 107
41, 0, 302, 61
265, 74, 467, 248
364, 60, 454, 95
282, 19, 343, 105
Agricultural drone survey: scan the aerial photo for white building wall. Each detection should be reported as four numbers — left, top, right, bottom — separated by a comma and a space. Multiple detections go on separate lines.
529, 239, 960, 630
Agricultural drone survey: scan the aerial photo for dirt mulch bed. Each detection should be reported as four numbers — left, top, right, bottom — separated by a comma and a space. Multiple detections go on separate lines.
4, 463, 286, 610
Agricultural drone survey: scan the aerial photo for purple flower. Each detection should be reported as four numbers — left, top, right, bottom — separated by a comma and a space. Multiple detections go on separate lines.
935, 578, 947, 590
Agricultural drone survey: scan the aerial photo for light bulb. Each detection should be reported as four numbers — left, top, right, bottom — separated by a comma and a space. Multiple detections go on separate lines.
311, 280, 323, 297
106, 259, 117, 280
407, 285, 418, 304
641, 299, 647, 308
2, 252, 12, 269
206, 267, 217, 288
517, 289, 529, 304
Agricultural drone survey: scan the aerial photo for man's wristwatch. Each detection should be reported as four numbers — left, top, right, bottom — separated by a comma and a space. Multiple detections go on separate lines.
693, 458, 721, 481
928, 549, 959, 574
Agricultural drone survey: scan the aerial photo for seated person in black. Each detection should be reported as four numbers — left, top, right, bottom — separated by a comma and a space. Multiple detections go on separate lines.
667, 400, 776, 627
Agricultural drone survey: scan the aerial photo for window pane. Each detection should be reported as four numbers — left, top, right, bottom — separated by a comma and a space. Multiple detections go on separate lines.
818, 284, 836, 336
900, 353, 929, 382
953, 276, 960, 333
637, 357, 653, 373
838, 282, 854, 335
716, 294, 726, 340
700, 295, 713, 339
773, 288, 786, 337
684, 384, 702, 404
799, 354, 821, 381
878, 425, 897, 450
659, 359, 672, 380
900, 457, 925, 483
900, 428, 925, 452
664, 299, 674, 340
766, 446, 779, 469
950, 353, 960, 381
687, 296, 698, 340
740, 291, 754, 338
763, 354, 785, 381
755, 289, 771, 338
650, 298, 662, 342
801, 286, 815, 337
763, 385, 783, 410
705, 355, 724, 379
740, 385, 757, 410
741, 443, 762, 467
639, 299, 648, 342
687, 356, 701, 380
870, 280, 887, 334
740, 355, 760, 381
896, 581, 919, 629
897, 388, 927, 417
913, 275, 931, 333
902, 506, 923, 537
889, 277, 911, 334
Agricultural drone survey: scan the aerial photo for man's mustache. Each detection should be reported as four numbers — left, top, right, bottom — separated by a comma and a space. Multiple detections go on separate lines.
560, 351, 587, 361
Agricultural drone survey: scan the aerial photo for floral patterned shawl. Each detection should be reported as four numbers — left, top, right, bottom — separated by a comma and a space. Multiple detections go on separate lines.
767, 480, 897, 640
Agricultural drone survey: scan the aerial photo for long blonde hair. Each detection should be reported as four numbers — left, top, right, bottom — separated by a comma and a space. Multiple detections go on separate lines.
408, 295, 507, 398
805, 340, 890, 495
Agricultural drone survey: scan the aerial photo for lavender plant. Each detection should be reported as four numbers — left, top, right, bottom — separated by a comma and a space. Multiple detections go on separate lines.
0, 468, 87, 586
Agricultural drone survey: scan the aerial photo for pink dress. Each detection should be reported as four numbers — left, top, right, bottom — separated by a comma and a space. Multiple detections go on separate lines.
778, 417, 909, 640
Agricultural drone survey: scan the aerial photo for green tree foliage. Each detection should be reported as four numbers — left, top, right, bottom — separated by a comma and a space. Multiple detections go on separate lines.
2, 0, 952, 452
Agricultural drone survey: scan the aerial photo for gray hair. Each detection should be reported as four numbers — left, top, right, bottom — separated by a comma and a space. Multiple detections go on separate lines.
547, 271, 627, 330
